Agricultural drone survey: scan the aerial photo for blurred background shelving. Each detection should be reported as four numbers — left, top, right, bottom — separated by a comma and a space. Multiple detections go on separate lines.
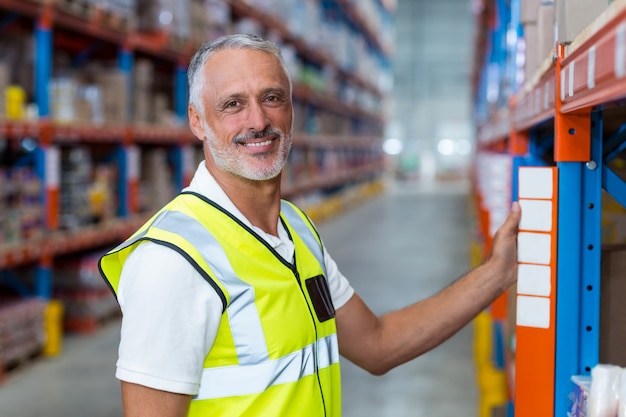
0, 0, 394, 376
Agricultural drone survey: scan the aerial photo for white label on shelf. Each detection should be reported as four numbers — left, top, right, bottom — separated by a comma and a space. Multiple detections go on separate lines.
517, 295, 550, 329
518, 264, 552, 297
127, 146, 140, 181
544, 80, 550, 110
45, 145, 60, 188
518, 167, 553, 199
519, 199, 553, 232
561, 69, 566, 101
518, 232, 552, 265
568, 62, 575, 97
616, 23, 626, 79
588, 46, 596, 89
535, 88, 541, 114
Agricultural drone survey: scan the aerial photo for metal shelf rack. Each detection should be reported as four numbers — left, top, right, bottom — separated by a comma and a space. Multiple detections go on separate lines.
473, 0, 626, 416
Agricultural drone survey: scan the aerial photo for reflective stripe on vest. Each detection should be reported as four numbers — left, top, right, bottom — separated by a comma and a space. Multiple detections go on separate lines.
154, 209, 270, 365
280, 201, 327, 278
194, 333, 339, 400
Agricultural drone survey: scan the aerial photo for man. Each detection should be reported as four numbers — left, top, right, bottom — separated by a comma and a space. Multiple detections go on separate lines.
99, 34, 521, 417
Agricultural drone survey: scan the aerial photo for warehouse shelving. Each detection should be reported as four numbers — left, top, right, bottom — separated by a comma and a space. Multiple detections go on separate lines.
0, 0, 391, 373
473, 0, 626, 416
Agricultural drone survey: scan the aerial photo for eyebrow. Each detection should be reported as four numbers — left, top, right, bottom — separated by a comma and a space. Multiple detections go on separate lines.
217, 87, 289, 106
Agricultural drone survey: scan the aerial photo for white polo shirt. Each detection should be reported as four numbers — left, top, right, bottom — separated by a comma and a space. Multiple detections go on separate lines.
115, 162, 354, 395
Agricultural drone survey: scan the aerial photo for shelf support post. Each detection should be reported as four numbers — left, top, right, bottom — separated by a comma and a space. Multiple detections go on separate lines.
34, 8, 52, 118
579, 109, 603, 371
174, 64, 188, 125
553, 109, 602, 416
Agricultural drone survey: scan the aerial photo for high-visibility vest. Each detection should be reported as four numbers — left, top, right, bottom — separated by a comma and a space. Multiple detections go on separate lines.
99, 191, 342, 417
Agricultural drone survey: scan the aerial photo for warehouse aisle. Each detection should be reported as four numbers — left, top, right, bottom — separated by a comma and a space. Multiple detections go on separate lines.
322, 179, 477, 417
0, 179, 477, 417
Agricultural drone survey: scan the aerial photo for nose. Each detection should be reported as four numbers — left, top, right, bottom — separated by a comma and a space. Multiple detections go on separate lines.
247, 101, 270, 132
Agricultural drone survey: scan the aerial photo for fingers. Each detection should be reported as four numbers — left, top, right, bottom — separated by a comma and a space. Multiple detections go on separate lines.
501, 201, 522, 232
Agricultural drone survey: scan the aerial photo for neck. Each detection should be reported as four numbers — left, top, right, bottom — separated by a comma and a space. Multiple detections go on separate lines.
211, 169, 283, 236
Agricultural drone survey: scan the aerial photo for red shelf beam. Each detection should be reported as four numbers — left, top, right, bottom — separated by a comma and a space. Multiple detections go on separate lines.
514, 67, 556, 132
0, 119, 195, 145
0, 215, 148, 270
477, 108, 510, 145
560, 7, 626, 113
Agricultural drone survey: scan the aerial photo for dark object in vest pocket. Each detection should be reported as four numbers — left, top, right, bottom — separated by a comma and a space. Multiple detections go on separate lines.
305, 275, 336, 322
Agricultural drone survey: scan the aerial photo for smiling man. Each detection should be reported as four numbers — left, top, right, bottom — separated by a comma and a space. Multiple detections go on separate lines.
99, 34, 521, 417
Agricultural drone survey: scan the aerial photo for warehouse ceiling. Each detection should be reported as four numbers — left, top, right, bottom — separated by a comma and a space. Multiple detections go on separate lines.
389, 0, 474, 178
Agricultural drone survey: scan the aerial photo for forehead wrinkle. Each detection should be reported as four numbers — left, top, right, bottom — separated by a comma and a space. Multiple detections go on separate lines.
204, 50, 288, 86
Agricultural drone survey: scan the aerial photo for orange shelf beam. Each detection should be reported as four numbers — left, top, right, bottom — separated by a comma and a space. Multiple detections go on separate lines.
560, 6, 626, 113
513, 65, 556, 132
0, 216, 148, 270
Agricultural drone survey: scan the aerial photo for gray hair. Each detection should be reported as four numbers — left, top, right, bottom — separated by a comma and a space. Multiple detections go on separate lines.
187, 34, 290, 112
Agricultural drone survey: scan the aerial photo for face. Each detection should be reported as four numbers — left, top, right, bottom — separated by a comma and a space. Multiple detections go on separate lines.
189, 48, 294, 181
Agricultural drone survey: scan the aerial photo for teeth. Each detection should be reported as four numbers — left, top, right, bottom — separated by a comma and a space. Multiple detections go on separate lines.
244, 140, 273, 147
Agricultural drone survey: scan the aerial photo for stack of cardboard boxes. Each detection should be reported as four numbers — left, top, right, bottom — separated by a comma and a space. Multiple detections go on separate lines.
0, 299, 47, 373
521, 0, 555, 85
133, 59, 154, 125
521, 0, 616, 85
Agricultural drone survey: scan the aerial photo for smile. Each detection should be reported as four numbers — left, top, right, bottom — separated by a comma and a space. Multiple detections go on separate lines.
243, 139, 274, 147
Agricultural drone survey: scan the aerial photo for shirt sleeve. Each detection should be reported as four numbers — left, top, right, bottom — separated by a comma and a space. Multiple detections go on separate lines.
322, 242, 354, 310
116, 242, 222, 395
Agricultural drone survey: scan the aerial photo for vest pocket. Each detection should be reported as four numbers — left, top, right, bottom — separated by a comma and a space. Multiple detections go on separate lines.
305, 275, 336, 322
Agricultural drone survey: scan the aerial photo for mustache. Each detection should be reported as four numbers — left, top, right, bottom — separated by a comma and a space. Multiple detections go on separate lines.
233, 127, 283, 143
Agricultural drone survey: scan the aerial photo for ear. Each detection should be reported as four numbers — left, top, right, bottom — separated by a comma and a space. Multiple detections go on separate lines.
188, 104, 205, 141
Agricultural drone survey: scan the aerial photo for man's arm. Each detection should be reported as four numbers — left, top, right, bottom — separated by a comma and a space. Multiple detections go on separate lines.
335, 203, 521, 375
121, 382, 191, 417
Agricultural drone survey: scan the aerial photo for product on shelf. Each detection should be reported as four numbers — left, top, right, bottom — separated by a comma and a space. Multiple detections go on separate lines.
569, 375, 590, 417
50, 76, 79, 124
52, 251, 119, 332
60, 146, 93, 230
133, 58, 155, 124
0, 298, 47, 370
139, 147, 175, 212
0, 33, 34, 110
59, 146, 118, 230
88, 164, 118, 224
0, 61, 8, 117
95, 68, 129, 125
136, 0, 195, 42
49, 65, 130, 125
571, 364, 626, 417
0, 167, 44, 245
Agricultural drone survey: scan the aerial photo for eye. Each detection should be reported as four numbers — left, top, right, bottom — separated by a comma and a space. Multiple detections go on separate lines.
264, 94, 285, 106
225, 100, 240, 108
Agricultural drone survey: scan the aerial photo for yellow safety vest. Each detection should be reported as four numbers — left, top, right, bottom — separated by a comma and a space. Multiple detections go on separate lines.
99, 191, 342, 417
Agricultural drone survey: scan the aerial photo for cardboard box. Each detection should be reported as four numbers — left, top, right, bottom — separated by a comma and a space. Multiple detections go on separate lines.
0, 62, 9, 116
523, 23, 539, 81
95, 69, 129, 124
556, 0, 611, 44
600, 244, 626, 366
537, 2, 556, 63
521, 0, 542, 23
